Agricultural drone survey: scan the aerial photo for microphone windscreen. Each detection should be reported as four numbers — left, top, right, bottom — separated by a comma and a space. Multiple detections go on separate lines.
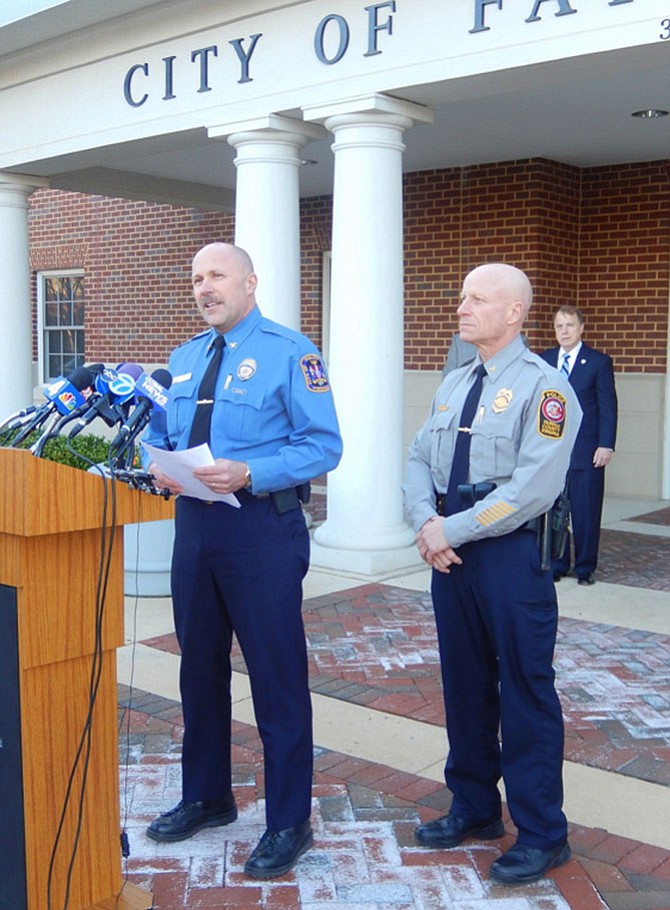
69, 366, 94, 391
150, 368, 173, 390
117, 362, 144, 380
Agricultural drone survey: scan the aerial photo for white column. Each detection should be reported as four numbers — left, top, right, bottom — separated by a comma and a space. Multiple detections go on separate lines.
209, 115, 325, 330
304, 96, 433, 574
0, 173, 45, 420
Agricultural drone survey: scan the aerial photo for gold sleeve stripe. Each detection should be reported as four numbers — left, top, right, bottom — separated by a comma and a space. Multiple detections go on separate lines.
475, 500, 517, 526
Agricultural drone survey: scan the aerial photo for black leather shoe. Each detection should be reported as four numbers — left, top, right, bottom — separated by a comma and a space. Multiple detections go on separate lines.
244, 820, 313, 879
553, 573, 563, 582
415, 812, 504, 848
146, 797, 237, 842
490, 841, 571, 884
577, 573, 595, 586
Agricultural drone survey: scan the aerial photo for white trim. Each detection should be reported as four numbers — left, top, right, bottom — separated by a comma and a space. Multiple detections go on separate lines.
321, 250, 332, 365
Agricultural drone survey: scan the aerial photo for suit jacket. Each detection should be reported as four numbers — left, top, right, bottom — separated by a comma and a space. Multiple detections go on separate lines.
539, 343, 618, 469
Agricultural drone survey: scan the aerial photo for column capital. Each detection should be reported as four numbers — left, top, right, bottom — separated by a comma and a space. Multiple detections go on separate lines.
303, 93, 433, 129
0, 171, 48, 200
208, 113, 326, 144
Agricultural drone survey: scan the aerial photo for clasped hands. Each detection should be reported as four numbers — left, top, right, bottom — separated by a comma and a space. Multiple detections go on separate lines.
416, 515, 462, 574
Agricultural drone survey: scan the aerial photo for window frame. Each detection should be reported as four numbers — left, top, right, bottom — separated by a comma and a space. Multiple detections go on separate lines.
36, 269, 85, 384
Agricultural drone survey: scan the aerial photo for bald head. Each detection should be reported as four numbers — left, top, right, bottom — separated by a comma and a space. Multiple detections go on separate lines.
191, 242, 258, 333
458, 263, 532, 360
468, 263, 532, 313
193, 242, 255, 275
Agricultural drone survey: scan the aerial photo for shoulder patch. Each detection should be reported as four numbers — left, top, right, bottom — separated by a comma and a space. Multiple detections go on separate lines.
300, 353, 331, 392
538, 390, 567, 439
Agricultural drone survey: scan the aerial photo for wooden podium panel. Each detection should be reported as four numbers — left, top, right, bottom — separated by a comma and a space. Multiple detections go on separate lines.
0, 449, 173, 910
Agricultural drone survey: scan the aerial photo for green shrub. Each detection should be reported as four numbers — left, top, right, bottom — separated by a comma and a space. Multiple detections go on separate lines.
40, 433, 113, 470
8, 430, 114, 470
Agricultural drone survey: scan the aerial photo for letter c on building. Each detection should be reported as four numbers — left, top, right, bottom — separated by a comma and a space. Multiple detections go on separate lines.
124, 62, 149, 107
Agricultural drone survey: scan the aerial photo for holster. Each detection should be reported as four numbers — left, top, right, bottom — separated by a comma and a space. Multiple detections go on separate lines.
550, 489, 571, 560
538, 490, 571, 570
270, 481, 311, 515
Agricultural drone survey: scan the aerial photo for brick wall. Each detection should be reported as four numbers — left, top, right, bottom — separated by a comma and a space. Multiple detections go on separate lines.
579, 162, 670, 372
28, 158, 669, 373
29, 191, 234, 364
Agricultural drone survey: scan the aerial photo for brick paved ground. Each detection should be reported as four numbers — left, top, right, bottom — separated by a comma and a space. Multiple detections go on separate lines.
117, 512, 670, 909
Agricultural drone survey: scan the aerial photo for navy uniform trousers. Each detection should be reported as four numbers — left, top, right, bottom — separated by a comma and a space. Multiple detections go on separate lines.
431, 528, 567, 849
171, 492, 312, 831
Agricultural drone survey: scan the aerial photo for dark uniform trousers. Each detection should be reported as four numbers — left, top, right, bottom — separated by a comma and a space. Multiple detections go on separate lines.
431, 528, 568, 850
171, 493, 312, 831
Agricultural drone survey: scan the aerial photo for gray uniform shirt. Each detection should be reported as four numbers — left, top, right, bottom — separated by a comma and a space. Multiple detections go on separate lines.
404, 335, 583, 549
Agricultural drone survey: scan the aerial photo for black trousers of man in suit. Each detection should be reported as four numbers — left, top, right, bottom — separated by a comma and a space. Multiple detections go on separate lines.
553, 463, 605, 578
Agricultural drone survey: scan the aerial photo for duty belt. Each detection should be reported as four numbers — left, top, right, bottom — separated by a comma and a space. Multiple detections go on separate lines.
436, 483, 539, 533
237, 482, 310, 515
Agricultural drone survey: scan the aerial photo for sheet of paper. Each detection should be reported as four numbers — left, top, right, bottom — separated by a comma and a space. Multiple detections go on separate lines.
142, 442, 240, 507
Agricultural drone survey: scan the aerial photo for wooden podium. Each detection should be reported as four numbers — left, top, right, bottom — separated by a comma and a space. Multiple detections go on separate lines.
0, 449, 174, 910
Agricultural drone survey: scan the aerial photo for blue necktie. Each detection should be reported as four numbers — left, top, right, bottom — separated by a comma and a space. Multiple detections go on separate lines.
188, 334, 225, 447
444, 363, 487, 515
561, 352, 571, 377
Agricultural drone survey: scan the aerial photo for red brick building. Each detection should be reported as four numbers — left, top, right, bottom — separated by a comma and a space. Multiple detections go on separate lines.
28, 157, 668, 498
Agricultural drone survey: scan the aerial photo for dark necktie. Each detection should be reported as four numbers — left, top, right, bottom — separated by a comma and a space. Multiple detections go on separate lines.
443, 363, 487, 515
561, 352, 571, 377
188, 334, 225, 448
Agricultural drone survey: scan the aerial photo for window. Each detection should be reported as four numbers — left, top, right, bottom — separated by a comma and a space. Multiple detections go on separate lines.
38, 272, 85, 382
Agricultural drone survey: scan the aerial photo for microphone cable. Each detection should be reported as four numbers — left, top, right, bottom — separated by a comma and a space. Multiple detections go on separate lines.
46, 448, 118, 910
117, 488, 145, 898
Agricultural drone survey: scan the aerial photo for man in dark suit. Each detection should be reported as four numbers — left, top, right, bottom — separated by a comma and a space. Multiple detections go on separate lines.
540, 306, 618, 585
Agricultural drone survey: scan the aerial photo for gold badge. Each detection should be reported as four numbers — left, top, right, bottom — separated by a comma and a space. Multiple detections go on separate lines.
492, 388, 513, 414
237, 358, 257, 381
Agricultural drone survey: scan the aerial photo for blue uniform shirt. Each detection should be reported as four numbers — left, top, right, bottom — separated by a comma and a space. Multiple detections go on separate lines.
142, 306, 342, 492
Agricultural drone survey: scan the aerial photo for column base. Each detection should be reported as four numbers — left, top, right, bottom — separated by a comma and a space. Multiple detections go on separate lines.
310, 540, 423, 575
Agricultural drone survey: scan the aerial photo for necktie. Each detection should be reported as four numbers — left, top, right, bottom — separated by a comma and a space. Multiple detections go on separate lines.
561, 352, 571, 377
188, 334, 225, 447
443, 363, 487, 515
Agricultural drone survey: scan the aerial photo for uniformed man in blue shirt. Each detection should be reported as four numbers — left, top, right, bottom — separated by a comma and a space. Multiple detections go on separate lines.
404, 263, 582, 885
143, 242, 342, 879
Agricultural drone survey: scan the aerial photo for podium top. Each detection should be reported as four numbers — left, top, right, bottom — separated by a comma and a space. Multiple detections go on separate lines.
0, 448, 174, 536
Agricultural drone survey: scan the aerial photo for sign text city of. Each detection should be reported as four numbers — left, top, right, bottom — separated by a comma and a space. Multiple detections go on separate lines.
123, 0, 648, 108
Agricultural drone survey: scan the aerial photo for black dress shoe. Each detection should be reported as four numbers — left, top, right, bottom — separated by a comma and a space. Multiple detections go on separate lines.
415, 812, 504, 848
490, 841, 571, 884
146, 796, 237, 842
553, 573, 562, 582
244, 820, 313, 879
577, 573, 595, 586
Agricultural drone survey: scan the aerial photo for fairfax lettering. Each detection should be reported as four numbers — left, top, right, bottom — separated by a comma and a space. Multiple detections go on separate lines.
470, 0, 636, 34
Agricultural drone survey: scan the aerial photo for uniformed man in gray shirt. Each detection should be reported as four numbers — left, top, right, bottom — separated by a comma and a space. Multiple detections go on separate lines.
403, 263, 582, 886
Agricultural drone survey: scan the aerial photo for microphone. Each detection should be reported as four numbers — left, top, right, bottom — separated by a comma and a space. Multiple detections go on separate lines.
44, 367, 90, 415
67, 364, 142, 439
34, 364, 106, 440
110, 368, 172, 464
10, 367, 92, 447
0, 404, 39, 433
